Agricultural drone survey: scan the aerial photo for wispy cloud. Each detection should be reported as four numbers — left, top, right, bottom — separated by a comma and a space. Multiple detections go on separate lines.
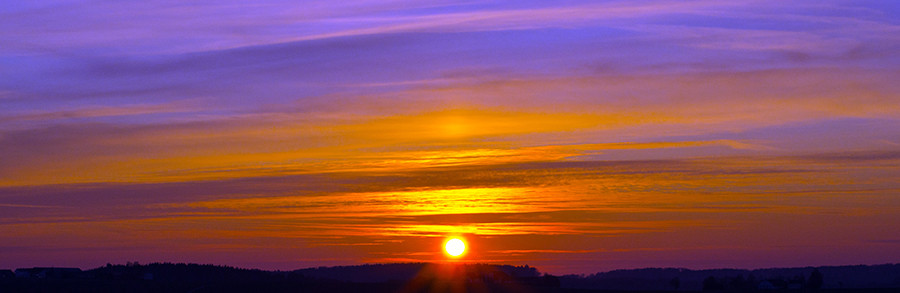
2, 66, 897, 186
0, 1, 736, 54
0, 101, 198, 127
3, 151, 897, 270
2, 0, 899, 272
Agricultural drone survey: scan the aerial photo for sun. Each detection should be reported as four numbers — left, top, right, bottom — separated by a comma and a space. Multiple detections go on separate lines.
444, 238, 466, 257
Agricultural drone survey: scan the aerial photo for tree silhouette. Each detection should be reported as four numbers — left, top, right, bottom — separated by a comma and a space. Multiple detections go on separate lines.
808, 269, 824, 290
669, 276, 680, 291
730, 274, 746, 290
702, 276, 724, 291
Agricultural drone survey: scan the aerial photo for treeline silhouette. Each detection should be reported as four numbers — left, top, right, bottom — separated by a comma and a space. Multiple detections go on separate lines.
559, 263, 900, 291
294, 263, 541, 283
3, 262, 900, 292
3, 263, 314, 293
1, 262, 559, 293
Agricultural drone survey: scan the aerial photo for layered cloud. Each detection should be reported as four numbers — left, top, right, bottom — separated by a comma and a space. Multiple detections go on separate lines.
2, 67, 897, 186
2, 151, 898, 271
1, 0, 898, 273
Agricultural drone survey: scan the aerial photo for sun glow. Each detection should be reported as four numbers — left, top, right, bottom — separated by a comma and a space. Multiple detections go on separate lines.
444, 238, 466, 257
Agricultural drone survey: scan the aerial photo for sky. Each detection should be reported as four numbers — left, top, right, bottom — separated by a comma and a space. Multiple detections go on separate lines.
1, 0, 899, 275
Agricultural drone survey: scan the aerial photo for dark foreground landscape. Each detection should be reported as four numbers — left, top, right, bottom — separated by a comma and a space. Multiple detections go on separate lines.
2, 263, 899, 293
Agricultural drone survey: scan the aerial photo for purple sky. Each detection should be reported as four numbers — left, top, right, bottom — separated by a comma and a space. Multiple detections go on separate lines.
1, 0, 899, 274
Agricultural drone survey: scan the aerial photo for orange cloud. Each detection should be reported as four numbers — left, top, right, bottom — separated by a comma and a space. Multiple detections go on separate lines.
2, 68, 896, 187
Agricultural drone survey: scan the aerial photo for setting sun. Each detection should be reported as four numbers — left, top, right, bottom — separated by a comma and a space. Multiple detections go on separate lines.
444, 238, 466, 257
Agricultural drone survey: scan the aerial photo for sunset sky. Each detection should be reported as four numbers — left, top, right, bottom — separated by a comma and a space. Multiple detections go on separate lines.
1, 0, 899, 274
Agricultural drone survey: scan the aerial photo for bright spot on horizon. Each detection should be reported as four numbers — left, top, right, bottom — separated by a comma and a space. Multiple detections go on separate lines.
445, 238, 466, 257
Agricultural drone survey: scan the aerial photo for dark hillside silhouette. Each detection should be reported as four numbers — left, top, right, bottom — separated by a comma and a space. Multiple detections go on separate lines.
294, 263, 540, 283
559, 263, 900, 291
2, 262, 555, 293
2, 262, 899, 292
